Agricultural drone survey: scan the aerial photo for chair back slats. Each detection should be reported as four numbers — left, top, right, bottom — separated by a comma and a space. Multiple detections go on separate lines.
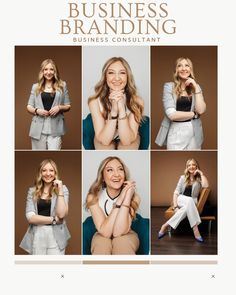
197, 187, 210, 215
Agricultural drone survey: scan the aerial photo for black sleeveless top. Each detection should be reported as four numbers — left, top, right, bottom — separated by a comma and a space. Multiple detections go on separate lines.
183, 185, 192, 197
176, 96, 192, 112
41, 92, 56, 111
37, 198, 51, 216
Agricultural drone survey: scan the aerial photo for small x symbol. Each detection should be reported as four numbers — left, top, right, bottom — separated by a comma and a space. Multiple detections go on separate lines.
211, 274, 215, 278
61, 274, 64, 279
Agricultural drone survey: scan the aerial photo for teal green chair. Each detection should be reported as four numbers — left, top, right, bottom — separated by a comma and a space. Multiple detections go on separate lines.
83, 113, 150, 150
83, 213, 150, 255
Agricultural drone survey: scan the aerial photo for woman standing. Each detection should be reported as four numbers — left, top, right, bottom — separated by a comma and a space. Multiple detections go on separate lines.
155, 57, 206, 150
27, 59, 71, 150
85, 156, 140, 254
88, 57, 144, 150
158, 158, 209, 242
20, 159, 70, 254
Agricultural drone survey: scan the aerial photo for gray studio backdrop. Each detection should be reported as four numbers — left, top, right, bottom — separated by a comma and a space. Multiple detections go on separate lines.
82, 46, 150, 118
82, 150, 150, 221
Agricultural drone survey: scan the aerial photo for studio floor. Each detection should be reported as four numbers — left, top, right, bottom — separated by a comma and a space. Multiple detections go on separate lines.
151, 207, 217, 255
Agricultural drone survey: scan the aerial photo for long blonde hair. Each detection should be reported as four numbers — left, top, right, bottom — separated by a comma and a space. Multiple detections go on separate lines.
33, 159, 59, 202
184, 158, 202, 185
86, 156, 139, 219
173, 57, 196, 98
36, 59, 64, 95
88, 57, 143, 123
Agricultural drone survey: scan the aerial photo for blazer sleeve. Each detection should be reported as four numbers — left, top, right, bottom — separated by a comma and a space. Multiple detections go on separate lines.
25, 187, 36, 219
27, 84, 37, 107
174, 175, 185, 195
62, 185, 69, 204
163, 82, 176, 119
63, 82, 71, 105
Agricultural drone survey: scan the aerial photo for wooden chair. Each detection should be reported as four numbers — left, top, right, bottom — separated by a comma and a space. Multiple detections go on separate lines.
164, 187, 215, 233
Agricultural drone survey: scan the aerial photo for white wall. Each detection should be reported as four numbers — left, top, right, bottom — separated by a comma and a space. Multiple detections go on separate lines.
82, 46, 150, 118
82, 150, 150, 221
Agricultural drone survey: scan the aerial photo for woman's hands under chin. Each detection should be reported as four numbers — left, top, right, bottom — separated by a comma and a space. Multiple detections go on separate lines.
109, 90, 125, 114
53, 179, 63, 189
184, 77, 198, 91
194, 169, 203, 177
122, 180, 136, 201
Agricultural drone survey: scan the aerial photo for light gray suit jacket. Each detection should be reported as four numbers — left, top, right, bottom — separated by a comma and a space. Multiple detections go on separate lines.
27, 82, 70, 140
155, 82, 203, 147
19, 185, 71, 254
175, 175, 202, 200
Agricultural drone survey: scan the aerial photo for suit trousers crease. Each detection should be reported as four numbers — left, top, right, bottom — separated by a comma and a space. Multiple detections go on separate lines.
167, 195, 201, 229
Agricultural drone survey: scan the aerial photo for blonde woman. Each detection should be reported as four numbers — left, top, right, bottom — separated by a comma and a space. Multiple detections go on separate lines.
155, 57, 206, 150
88, 57, 144, 150
158, 159, 209, 242
20, 159, 70, 255
27, 59, 71, 150
86, 156, 140, 254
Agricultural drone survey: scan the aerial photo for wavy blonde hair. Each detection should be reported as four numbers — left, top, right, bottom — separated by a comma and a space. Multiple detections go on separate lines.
184, 158, 202, 185
88, 57, 143, 123
86, 156, 139, 219
33, 159, 59, 202
35, 59, 64, 95
173, 57, 196, 98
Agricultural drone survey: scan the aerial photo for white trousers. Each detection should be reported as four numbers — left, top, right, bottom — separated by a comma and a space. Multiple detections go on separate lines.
167, 195, 201, 229
167, 121, 200, 150
32, 225, 65, 255
31, 134, 62, 150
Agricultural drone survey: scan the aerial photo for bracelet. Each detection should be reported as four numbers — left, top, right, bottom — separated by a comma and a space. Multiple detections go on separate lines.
109, 114, 118, 120
58, 194, 64, 197
34, 108, 38, 115
118, 113, 127, 120
52, 216, 57, 225
195, 90, 202, 94
192, 111, 199, 120
173, 206, 178, 210
121, 204, 130, 209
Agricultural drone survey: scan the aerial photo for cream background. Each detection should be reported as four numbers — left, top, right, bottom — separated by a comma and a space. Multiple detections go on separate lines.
0, 0, 234, 294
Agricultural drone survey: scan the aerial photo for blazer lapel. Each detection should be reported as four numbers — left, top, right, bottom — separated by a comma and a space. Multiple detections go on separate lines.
52, 90, 60, 107
36, 93, 44, 109
50, 194, 57, 215
191, 94, 196, 111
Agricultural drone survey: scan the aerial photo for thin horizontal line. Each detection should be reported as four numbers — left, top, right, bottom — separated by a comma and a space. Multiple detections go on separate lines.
150, 260, 217, 265
15, 260, 217, 265
15, 260, 83, 265
83, 260, 150, 264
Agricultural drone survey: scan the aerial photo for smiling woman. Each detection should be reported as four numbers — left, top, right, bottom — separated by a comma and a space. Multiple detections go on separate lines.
19, 159, 71, 255
157, 158, 209, 242
88, 57, 144, 150
85, 156, 140, 254
155, 57, 206, 150
26, 59, 71, 150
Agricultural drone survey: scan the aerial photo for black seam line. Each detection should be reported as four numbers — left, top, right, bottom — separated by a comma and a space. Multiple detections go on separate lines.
106, 189, 121, 200
104, 200, 109, 216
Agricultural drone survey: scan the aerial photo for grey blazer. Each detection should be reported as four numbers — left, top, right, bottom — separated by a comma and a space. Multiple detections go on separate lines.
175, 175, 202, 200
155, 82, 203, 147
19, 185, 71, 254
27, 82, 71, 140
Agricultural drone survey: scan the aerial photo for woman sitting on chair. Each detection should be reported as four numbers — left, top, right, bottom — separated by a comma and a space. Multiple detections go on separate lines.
85, 156, 140, 254
88, 57, 144, 150
158, 158, 209, 242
